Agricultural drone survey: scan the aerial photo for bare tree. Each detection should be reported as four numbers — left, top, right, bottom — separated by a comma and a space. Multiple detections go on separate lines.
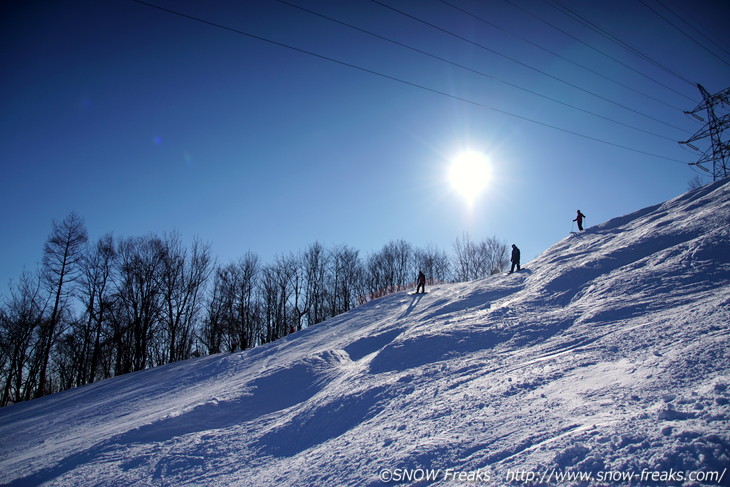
687, 175, 707, 190
0, 270, 48, 405
365, 251, 388, 299
480, 237, 509, 276
452, 233, 508, 281
301, 242, 328, 328
289, 252, 308, 333
452, 233, 474, 282
114, 235, 164, 374
36, 212, 88, 397
414, 244, 451, 284
201, 271, 226, 355
0, 307, 8, 404
158, 233, 212, 363
2, 207, 525, 407
329, 244, 362, 316
76, 234, 117, 385
364, 240, 414, 298
260, 256, 295, 344
391, 239, 414, 292
54, 318, 85, 392
211, 253, 260, 352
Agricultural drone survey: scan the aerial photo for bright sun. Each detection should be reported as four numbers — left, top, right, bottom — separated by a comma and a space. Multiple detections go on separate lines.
449, 151, 492, 204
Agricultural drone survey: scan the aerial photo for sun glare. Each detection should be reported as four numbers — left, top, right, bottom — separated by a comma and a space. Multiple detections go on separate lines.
449, 151, 492, 205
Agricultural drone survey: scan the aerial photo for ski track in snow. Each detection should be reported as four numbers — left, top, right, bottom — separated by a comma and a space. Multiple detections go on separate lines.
1, 179, 729, 486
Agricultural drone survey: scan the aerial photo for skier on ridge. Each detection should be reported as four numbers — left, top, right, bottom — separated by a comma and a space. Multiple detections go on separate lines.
574, 210, 586, 231
509, 244, 521, 274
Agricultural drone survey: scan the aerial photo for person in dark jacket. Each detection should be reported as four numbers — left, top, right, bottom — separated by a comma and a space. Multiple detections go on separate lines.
509, 244, 521, 274
416, 271, 426, 294
574, 210, 586, 231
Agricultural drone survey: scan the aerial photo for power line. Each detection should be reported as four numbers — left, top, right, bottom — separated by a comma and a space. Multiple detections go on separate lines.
546, 0, 697, 87
369, 0, 689, 133
438, 0, 687, 113
130, 0, 689, 164
277, 0, 678, 143
502, 0, 697, 104
658, 0, 730, 61
639, 0, 730, 69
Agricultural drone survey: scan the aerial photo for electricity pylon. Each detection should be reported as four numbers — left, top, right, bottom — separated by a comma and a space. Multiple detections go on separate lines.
679, 84, 730, 181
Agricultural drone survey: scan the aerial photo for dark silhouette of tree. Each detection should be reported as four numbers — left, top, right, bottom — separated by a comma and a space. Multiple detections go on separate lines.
0, 270, 47, 405
261, 256, 295, 344
114, 236, 164, 374
329, 245, 362, 316
77, 234, 117, 385
159, 233, 212, 363
2, 209, 521, 407
210, 253, 260, 353
36, 212, 88, 397
301, 242, 328, 329
366, 240, 414, 298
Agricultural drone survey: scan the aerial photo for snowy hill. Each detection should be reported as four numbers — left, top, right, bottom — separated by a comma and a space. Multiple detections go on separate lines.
1, 179, 729, 487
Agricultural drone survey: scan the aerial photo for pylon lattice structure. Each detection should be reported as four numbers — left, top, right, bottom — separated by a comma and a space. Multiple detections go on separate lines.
679, 84, 730, 181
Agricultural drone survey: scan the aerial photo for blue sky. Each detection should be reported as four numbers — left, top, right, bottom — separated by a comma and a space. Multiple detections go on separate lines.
1, 0, 728, 295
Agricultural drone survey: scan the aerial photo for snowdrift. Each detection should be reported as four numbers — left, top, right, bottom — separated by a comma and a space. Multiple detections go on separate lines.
1, 179, 729, 486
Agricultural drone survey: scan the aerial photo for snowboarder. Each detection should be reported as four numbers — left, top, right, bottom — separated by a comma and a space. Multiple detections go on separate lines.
509, 244, 521, 274
416, 271, 426, 294
574, 210, 586, 231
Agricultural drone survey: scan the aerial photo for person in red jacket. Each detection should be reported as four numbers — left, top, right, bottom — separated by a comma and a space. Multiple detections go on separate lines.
574, 210, 586, 231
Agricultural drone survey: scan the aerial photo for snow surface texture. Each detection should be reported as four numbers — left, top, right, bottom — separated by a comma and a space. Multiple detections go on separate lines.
1, 180, 729, 486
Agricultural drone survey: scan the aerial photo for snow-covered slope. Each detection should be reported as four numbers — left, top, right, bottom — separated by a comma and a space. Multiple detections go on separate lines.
1, 180, 729, 487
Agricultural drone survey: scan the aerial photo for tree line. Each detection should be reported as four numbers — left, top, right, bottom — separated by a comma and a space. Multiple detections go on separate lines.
0, 212, 509, 406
